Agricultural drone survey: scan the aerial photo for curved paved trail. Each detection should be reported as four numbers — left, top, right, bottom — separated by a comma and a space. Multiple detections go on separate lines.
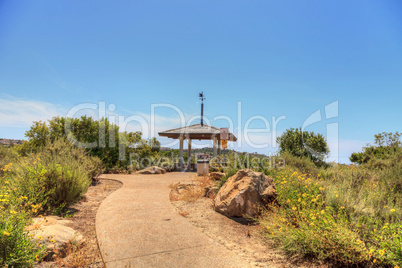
96, 172, 250, 268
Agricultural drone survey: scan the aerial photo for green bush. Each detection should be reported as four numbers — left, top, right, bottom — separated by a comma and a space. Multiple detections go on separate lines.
277, 128, 329, 162
0, 205, 45, 267
350, 132, 401, 165
4, 139, 102, 214
0, 139, 102, 265
1, 164, 45, 267
19, 116, 160, 171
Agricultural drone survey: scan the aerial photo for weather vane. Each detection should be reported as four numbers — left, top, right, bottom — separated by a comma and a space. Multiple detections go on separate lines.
199, 92, 205, 126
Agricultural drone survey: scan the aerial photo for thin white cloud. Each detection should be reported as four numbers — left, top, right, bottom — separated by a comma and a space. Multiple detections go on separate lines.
0, 96, 64, 127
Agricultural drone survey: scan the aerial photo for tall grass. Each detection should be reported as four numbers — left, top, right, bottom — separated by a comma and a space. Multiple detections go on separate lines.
259, 154, 402, 266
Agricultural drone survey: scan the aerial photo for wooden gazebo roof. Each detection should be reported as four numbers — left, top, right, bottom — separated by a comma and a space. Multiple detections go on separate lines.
158, 124, 237, 141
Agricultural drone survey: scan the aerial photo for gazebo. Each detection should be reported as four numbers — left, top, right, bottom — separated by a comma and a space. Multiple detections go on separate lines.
158, 123, 237, 171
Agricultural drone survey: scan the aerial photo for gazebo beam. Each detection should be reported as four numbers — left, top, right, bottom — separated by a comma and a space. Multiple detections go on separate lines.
179, 136, 184, 171
185, 139, 192, 171
213, 137, 218, 157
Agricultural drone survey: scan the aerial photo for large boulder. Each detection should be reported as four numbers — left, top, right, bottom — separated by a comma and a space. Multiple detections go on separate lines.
214, 169, 276, 217
136, 166, 166, 174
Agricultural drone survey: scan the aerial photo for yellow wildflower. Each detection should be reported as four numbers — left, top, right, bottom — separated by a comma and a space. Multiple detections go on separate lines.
3, 231, 10, 236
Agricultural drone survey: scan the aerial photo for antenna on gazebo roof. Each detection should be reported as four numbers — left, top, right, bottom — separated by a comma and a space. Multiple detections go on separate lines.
199, 92, 205, 126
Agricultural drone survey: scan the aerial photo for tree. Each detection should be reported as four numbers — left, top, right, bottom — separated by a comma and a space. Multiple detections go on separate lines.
276, 128, 329, 162
350, 132, 401, 165
19, 116, 161, 170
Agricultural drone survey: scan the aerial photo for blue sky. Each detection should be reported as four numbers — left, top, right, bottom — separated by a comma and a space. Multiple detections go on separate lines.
0, 0, 401, 163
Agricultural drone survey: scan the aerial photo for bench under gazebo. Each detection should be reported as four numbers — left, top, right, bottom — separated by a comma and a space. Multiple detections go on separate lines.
158, 123, 237, 171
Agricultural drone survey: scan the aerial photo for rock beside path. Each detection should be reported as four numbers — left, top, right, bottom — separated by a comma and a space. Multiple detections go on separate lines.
214, 169, 277, 217
136, 166, 167, 174
26, 216, 83, 258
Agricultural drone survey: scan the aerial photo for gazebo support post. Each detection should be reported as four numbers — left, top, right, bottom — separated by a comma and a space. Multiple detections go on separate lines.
179, 136, 184, 171
213, 137, 218, 157
185, 139, 192, 171
218, 139, 222, 155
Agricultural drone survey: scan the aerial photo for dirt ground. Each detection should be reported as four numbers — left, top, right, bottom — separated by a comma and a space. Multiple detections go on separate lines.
170, 178, 325, 268
36, 178, 122, 268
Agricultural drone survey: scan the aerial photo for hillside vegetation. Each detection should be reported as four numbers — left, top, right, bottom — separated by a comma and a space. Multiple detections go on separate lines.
216, 130, 401, 266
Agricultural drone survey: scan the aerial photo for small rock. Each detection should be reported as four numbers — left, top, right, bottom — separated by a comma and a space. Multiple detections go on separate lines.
136, 166, 167, 174
209, 172, 226, 180
204, 185, 218, 198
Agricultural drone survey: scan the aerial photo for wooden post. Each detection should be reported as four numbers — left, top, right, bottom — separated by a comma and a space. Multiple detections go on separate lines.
186, 139, 192, 171
213, 137, 218, 157
179, 136, 184, 171
218, 139, 221, 155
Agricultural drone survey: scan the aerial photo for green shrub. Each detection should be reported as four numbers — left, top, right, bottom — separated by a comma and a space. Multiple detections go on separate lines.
5, 139, 102, 214
1, 167, 45, 267
0, 139, 102, 265
19, 116, 160, 171
277, 128, 329, 162
350, 131, 401, 165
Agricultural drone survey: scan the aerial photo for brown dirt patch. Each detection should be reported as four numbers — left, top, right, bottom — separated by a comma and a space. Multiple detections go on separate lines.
36, 178, 122, 268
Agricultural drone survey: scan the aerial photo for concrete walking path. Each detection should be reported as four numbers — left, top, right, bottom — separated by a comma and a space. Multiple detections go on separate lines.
96, 172, 250, 267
